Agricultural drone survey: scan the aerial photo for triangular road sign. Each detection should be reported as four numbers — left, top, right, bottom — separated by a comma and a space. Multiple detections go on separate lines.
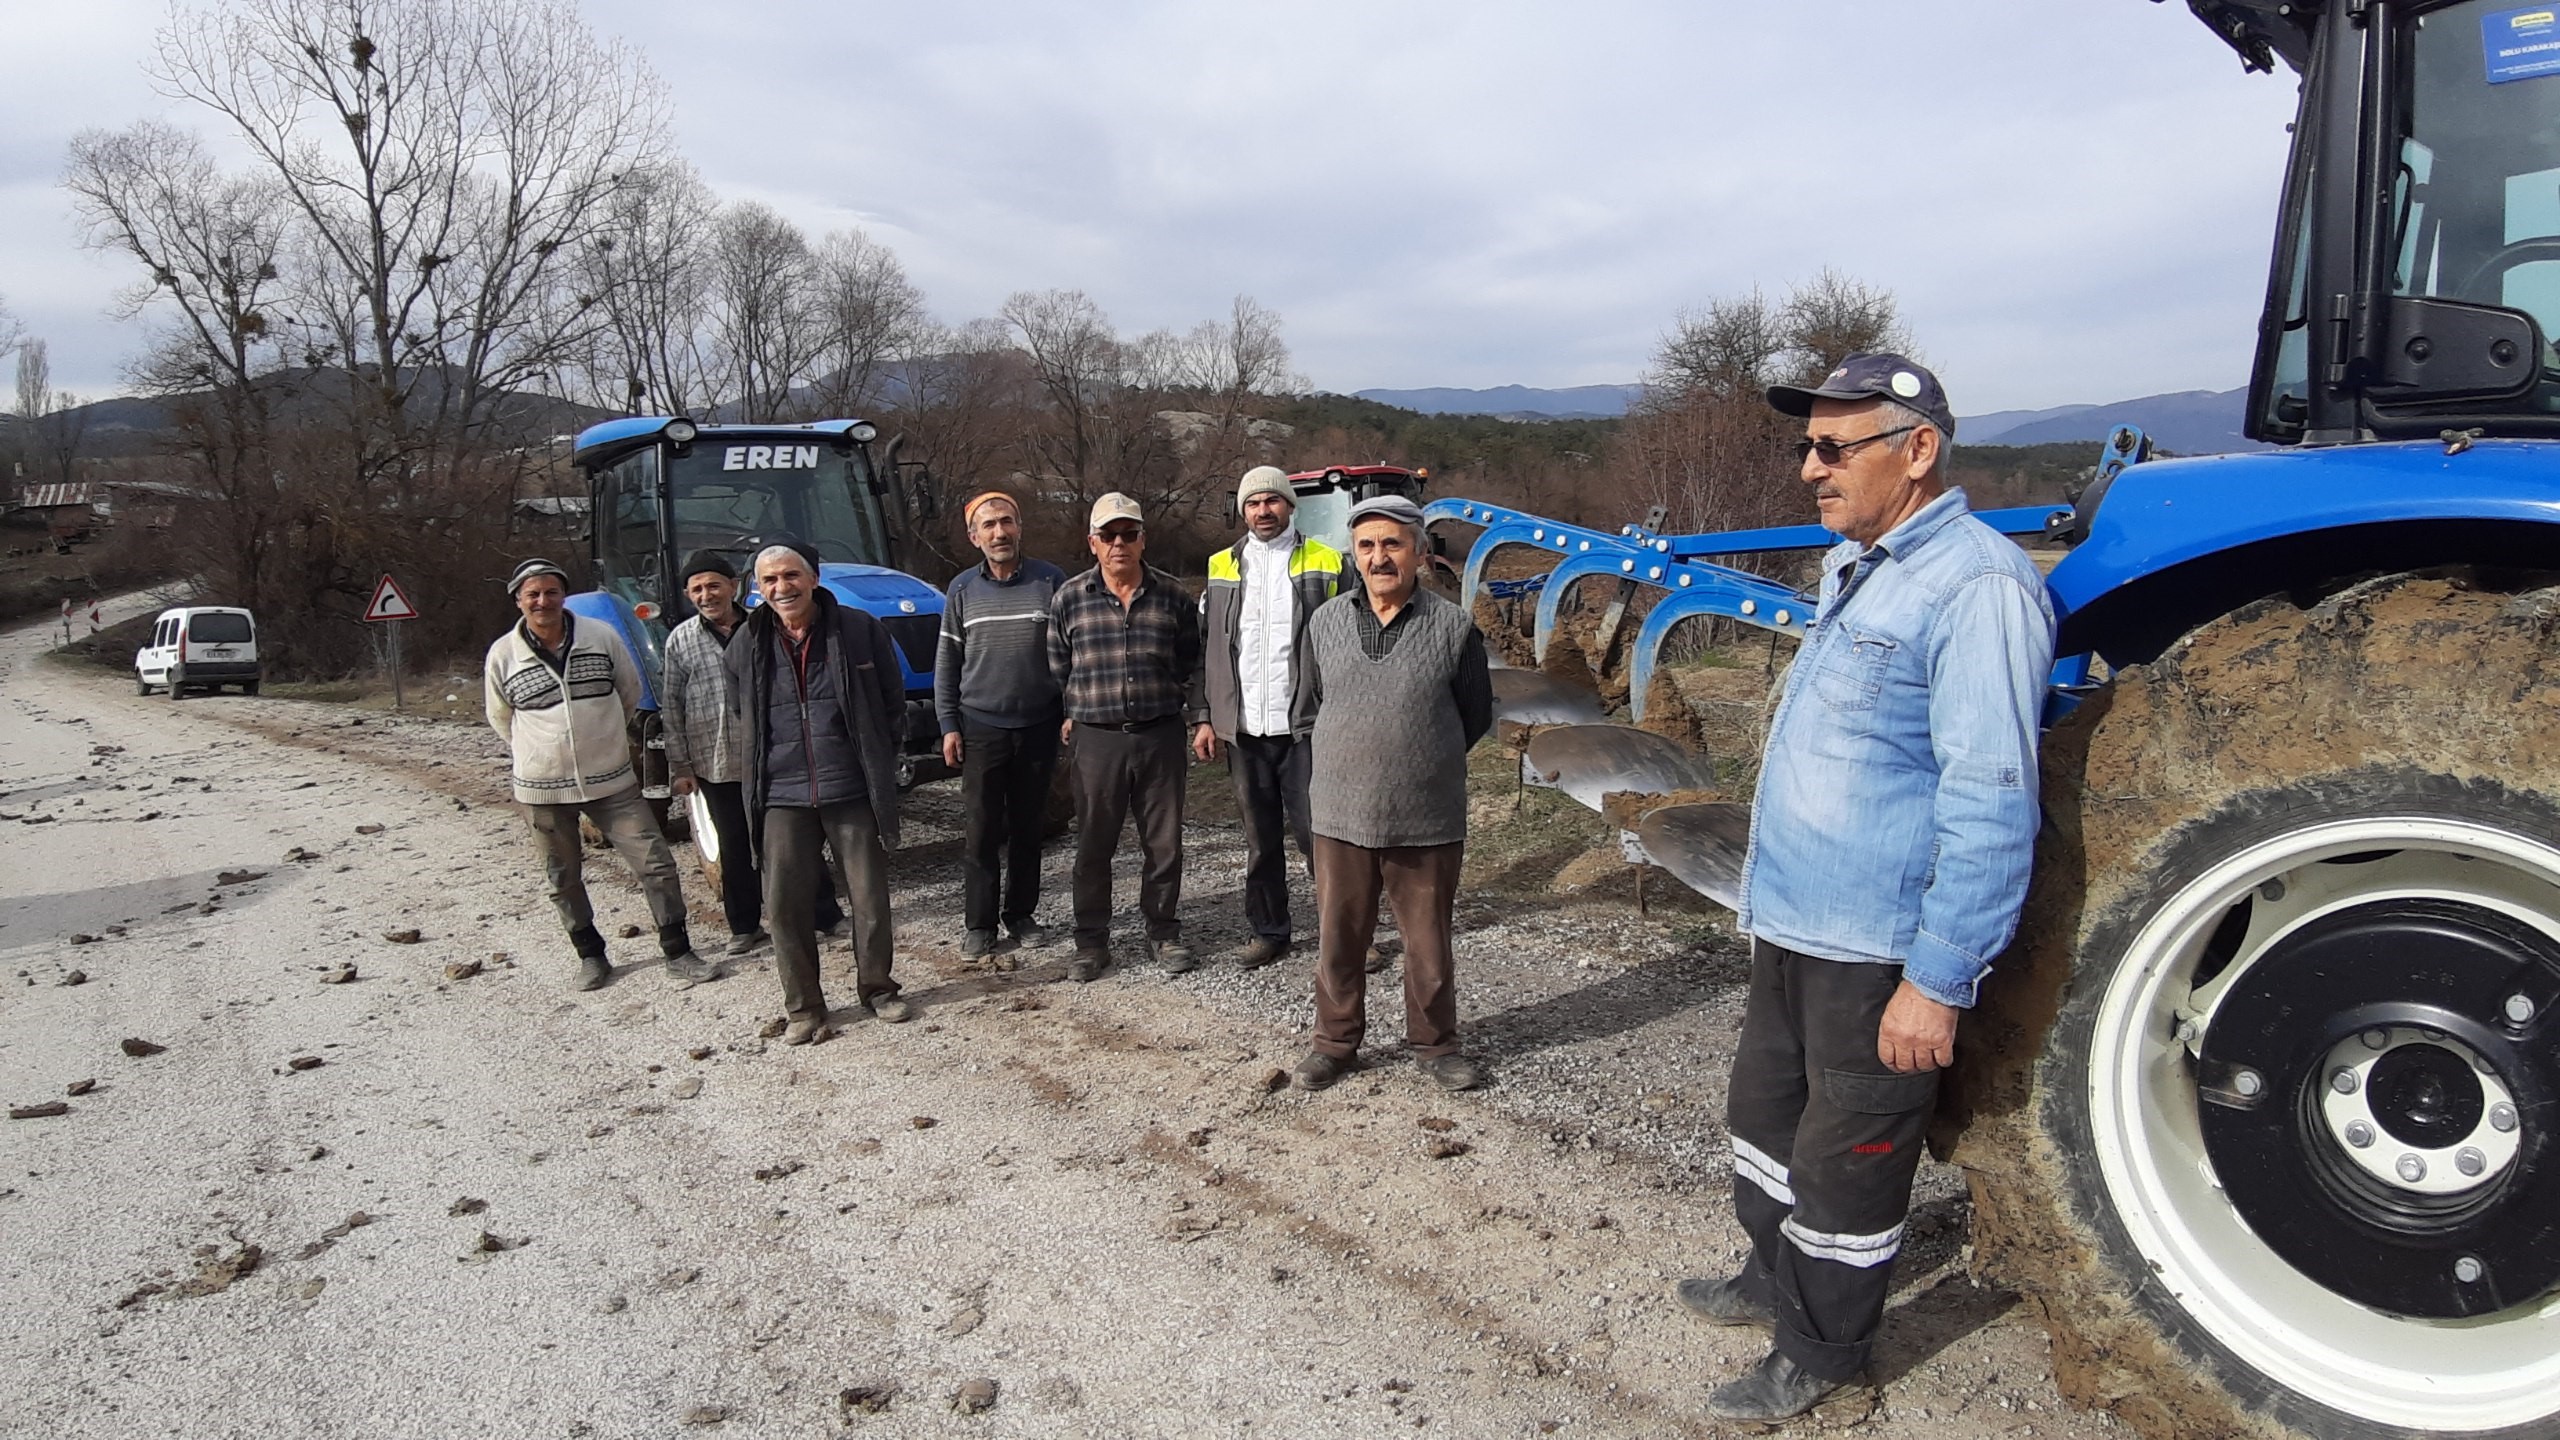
363, 573, 421, 623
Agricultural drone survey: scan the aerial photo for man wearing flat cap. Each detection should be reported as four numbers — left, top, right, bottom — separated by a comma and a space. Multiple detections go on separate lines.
1675, 354, 2055, 1423
484, 557, 714, 992
727, 538, 917, 1045
664, 548, 842, 958
1290, 493, 1493, 1095
1047, 492, 1208, 983
935, 491, 1069, 959
1199, 465, 1345, 968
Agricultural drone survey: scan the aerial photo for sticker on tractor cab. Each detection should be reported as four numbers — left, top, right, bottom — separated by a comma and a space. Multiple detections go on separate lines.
2484, 6, 2560, 83
721, 445, 823, 471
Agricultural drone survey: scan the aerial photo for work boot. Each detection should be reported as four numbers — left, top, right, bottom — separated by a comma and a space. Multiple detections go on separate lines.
1363, 941, 1395, 974
1418, 1053, 1484, 1092
1235, 936, 1290, 969
962, 928, 999, 959
1706, 1351, 1863, 1424
1292, 1051, 1353, 1092
1675, 1273, 1776, 1331
724, 930, 768, 959
1152, 936, 1196, 974
663, 950, 718, 989
868, 994, 917, 1024
1068, 949, 1110, 983
1008, 920, 1049, 950
572, 954, 612, 991
781, 1017, 833, 1046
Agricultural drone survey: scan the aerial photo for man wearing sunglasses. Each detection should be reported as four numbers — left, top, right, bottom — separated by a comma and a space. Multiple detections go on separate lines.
1680, 354, 2056, 1423
1048, 493, 1209, 982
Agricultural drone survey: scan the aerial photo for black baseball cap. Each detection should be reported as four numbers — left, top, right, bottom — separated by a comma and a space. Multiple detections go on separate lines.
1766, 352, 1956, 440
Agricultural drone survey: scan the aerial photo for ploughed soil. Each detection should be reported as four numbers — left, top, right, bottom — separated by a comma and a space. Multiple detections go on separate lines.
0, 594, 2123, 1438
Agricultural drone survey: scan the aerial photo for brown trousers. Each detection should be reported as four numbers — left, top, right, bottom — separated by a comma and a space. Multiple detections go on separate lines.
1312, 835, 1462, 1059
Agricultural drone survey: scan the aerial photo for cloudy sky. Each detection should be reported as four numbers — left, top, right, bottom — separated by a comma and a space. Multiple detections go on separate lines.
0, 1, 2302, 414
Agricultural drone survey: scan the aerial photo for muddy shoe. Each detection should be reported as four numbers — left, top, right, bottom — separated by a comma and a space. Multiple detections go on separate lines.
1067, 950, 1109, 983
1418, 1053, 1484, 1092
1152, 937, 1197, 974
1292, 1051, 1353, 1092
868, 995, 917, 1024
962, 928, 999, 959
723, 930, 768, 958
1007, 921, 1049, 950
663, 950, 718, 989
1706, 1352, 1863, 1424
1235, 936, 1290, 969
780, 1017, 833, 1046
1675, 1273, 1775, 1331
572, 954, 613, 991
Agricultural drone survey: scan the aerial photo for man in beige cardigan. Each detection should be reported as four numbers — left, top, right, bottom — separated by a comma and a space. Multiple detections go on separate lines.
484, 558, 715, 992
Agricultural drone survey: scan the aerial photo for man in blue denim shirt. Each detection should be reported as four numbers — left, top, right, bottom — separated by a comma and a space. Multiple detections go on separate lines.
1678, 354, 2056, 1423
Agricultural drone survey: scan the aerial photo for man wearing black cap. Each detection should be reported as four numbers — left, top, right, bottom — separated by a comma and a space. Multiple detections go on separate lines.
484, 558, 715, 992
664, 549, 842, 957
1289, 494, 1493, 1095
1675, 355, 2055, 1422
728, 539, 916, 1044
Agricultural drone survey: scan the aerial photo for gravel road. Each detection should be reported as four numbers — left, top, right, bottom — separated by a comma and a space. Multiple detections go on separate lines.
0, 597, 2126, 1439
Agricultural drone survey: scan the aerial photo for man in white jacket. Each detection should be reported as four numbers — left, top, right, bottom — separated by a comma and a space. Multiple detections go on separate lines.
484, 558, 715, 992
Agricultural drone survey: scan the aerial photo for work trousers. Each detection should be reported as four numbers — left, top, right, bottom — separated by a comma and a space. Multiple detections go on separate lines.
762, 802, 898, 1023
1311, 835, 1461, 1059
1229, 732, 1312, 943
694, 779, 841, 938
1725, 940, 1938, 1383
523, 786, 691, 961
1068, 718, 1186, 950
960, 720, 1060, 934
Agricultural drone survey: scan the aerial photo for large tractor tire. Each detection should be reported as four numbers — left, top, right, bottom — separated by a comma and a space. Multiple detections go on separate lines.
1946, 572, 2560, 1440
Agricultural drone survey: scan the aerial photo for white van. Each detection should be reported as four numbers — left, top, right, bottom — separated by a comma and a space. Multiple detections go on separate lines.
135, 606, 261, 698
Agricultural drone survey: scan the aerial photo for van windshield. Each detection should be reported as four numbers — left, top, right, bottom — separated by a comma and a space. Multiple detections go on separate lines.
188, 613, 252, 643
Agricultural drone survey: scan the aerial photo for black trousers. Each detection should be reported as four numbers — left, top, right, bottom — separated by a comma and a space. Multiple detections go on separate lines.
960, 720, 1060, 934
1068, 718, 1185, 950
695, 780, 840, 938
761, 802, 897, 1023
1724, 940, 1938, 1382
1228, 732, 1311, 943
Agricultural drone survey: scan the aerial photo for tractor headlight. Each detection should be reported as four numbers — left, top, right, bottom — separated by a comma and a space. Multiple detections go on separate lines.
849, 422, 878, 443
664, 417, 699, 445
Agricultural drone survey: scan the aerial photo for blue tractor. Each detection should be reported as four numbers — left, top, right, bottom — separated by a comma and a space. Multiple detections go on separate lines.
565, 416, 952, 814
1437, 3, 2560, 1434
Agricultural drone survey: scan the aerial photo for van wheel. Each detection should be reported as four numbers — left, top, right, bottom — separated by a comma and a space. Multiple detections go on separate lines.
136, 675, 152, 696
242, 681, 260, 697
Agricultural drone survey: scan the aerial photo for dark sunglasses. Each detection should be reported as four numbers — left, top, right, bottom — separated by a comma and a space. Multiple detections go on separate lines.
1794, 424, 1915, 466
1097, 526, 1145, 545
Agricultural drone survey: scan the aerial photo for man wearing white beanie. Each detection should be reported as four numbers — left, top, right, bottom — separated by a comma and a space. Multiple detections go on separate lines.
1198, 466, 1345, 968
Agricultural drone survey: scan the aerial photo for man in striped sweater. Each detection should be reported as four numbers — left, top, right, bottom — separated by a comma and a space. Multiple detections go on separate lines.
934, 492, 1068, 959
484, 558, 714, 993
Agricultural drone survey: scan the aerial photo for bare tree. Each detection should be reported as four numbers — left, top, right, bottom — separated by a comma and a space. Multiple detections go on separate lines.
14, 340, 50, 433
575, 160, 718, 416
707, 201, 819, 420
1648, 289, 1785, 402
1778, 268, 1910, 381
1002, 288, 1160, 507
805, 228, 925, 419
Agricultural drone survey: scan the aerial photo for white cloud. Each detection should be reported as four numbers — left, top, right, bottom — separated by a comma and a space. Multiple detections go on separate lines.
0, 0, 2302, 410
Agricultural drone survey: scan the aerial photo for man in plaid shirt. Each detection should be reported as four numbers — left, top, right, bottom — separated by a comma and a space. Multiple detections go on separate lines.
1047, 492, 1209, 982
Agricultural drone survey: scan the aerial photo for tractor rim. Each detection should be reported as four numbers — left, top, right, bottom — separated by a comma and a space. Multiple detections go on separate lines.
2087, 814, 2560, 1433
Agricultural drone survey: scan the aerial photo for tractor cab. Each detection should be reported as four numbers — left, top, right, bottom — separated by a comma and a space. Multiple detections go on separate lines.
1282, 464, 1430, 555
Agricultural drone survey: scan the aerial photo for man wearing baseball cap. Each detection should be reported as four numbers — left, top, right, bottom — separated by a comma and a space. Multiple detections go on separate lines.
1675, 354, 2055, 1422
1046, 492, 1207, 982
663, 549, 842, 957
935, 491, 1069, 959
1198, 465, 1345, 968
484, 558, 714, 992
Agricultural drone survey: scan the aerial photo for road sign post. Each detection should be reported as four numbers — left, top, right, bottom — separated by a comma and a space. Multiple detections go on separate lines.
361, 574, 422, 711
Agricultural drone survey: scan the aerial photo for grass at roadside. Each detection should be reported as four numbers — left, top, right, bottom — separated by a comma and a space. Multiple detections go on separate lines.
44, 613, 482, 723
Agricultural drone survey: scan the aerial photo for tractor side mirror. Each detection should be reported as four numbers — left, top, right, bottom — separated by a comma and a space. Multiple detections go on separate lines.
2373, 297, 2541, 403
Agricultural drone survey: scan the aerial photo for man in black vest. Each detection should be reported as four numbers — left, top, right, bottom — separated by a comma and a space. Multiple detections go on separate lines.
1291, 495, 1494, 1094
726, 540, 917, 1045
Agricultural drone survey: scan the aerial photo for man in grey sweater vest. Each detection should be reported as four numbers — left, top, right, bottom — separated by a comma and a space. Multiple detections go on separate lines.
1292, 495, 1494, 1094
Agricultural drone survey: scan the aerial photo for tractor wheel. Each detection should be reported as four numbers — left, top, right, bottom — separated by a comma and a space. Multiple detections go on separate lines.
1945, 573, 2560, 1440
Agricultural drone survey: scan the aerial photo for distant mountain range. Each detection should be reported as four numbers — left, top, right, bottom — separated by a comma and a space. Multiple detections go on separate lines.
1349, 382, 2262, 454
1352, 384, 1644, 421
